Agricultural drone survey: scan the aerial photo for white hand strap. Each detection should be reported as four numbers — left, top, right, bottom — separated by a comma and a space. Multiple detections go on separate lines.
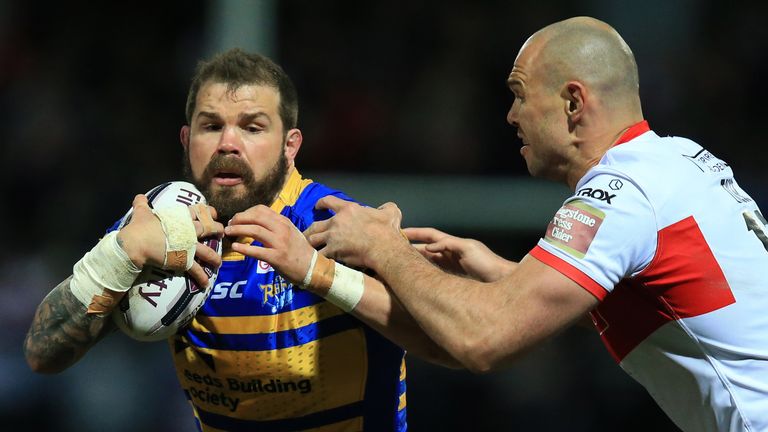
70, 231, 142, 315
152, 205, 197, 271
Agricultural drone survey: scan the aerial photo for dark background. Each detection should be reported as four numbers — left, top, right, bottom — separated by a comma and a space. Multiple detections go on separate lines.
2, 1, 765, 430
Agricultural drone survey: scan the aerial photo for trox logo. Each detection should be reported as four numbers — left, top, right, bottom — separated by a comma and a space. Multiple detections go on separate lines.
576, 187, 616, 204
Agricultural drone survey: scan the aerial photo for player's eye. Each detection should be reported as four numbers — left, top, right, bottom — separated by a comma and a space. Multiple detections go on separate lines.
202, 123, 222, 132
245, 124, 264, 133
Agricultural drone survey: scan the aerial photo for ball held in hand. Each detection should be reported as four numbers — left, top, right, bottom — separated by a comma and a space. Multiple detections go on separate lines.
112, 181, 222, 342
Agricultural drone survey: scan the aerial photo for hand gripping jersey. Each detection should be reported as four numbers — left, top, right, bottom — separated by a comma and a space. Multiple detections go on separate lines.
530, 121, 768, 432
169, 170, 407, 431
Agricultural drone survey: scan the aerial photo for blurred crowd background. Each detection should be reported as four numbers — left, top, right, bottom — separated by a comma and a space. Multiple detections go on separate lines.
1, 0, 766, 430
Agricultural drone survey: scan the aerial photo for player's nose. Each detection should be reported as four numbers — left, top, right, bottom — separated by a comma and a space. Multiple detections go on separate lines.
217, 126, 243, 155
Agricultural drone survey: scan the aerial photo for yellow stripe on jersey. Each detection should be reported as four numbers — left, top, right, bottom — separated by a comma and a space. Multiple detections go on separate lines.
398, 356, 407, 410
273, 168, 314, 213
188, 301, 345, 334
222, 168, 313, 262
174, 329, 369, 420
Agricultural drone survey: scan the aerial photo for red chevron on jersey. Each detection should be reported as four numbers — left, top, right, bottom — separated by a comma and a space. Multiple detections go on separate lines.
592, 216, 735, 362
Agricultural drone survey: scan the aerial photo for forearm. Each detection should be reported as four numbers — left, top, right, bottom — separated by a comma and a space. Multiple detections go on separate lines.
24, 276, 115, 374
370, 244, 598, 373
369, 243, 524, 372
350, 275, 462, 368
482, 258, 518, 282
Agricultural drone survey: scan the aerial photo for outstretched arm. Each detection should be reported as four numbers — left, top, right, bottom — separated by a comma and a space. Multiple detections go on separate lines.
404, 227, 517, 282
24, 195, 223, 374
225, 205, 461, 368
304, 197, 598, 372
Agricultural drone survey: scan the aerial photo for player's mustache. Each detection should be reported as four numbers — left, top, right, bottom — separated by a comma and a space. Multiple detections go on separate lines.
202, 154, 255, 183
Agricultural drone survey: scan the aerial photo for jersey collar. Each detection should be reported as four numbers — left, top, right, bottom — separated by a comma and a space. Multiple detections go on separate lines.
613, 120, 650, 146
223, 167, 312, 262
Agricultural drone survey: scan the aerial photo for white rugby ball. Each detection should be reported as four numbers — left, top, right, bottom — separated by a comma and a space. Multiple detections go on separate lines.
112, 181, 222, 342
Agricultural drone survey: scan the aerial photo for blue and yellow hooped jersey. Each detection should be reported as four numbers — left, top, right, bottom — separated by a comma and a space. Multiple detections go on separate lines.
172, 169, 407, 431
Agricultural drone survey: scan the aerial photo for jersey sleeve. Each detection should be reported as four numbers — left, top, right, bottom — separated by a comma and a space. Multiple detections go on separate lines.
286, 183, 362, 231
530, 173, 657, 300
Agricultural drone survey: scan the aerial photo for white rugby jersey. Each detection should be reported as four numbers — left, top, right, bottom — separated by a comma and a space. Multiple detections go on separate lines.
530, 121, 768, 431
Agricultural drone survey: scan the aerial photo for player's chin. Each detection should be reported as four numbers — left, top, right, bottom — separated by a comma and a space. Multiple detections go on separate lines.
208, 180, 245, 196
208, 185, 249, 210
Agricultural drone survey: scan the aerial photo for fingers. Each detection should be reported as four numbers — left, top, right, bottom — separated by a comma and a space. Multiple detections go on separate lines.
132, 194, 149, 208
193, 218, 225, 239
403, 227, 448, 243
377, 202, 403, 228
229, 205, 282, 230
412, 243, 433, 259
230, 242, 269, 261
303, 219, 330, 243
306, 230, 329, 249
226, 223, 276, 246
425, 241, 449, 253
186, 262, 210, 289
377, 201, 400, 214
190, 204, 222, 238
315, 195, 355, 212
203, 221, 225, 238
195, 243, 222, 269
224, 205, 288, 245
130, 194, 154, 219
206, 205, 218, 221
225, 205, 308, 253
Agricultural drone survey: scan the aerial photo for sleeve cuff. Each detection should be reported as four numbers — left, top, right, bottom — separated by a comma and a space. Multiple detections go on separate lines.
529, 245, 609, 301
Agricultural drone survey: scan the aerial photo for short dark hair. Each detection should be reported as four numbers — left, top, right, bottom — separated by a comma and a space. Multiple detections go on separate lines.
185, 48, 299, 130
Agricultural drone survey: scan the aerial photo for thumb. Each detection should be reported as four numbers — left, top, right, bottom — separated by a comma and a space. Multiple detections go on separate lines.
132, 194, 150, 210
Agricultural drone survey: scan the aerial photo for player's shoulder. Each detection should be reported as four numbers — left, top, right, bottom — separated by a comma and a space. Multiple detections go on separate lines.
287, 178, 359, 229
603, 131, 707, 172
595, 131, 717, 195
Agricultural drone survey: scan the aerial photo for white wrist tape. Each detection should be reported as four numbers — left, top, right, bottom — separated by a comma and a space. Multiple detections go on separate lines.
153, 205, 197, 271
299, 251, 364, 312
326, 262, 365, 313
71, 231, 142, 314
301, 250, 319, 287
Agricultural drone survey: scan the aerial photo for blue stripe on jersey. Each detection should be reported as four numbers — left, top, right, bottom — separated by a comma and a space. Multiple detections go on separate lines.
195, 400, 364, 432
360, 325, 408, 430
398, 379, 407, 397
199, 272, 326, 317
184, 314, 359, 351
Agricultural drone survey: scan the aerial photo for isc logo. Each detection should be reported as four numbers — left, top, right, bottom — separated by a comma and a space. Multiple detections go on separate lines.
209, 280, 247, 300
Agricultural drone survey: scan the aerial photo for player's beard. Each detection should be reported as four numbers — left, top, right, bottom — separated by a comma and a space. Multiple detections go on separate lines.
183, 149, 289, 224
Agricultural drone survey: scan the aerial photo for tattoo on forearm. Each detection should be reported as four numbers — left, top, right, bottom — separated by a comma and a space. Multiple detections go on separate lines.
24, 276, 113, 371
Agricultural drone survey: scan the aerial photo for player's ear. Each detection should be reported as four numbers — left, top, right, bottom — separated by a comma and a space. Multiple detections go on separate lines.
562, 81, 586, 124
284, 128, 303, 163
180, 125, 191, 150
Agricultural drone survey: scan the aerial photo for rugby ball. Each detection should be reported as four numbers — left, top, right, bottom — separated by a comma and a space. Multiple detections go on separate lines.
112, 181, 222, 342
